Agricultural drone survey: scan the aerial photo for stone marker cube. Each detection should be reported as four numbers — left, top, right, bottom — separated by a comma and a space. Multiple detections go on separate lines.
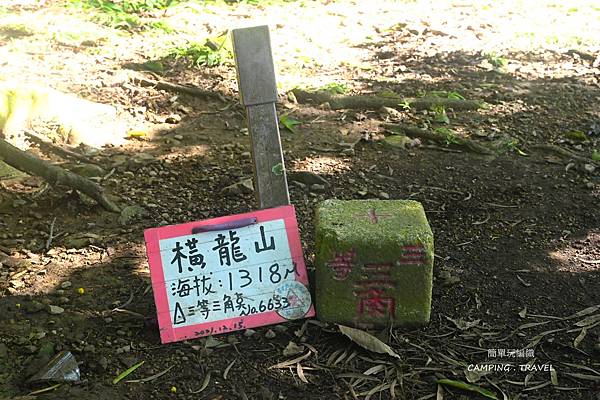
315, 199, 434, 328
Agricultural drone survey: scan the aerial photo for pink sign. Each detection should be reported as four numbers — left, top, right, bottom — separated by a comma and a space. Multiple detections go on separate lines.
144, 205, 314, 343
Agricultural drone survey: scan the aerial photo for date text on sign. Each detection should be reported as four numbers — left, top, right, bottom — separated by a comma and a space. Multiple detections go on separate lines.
144, 205, 314, 343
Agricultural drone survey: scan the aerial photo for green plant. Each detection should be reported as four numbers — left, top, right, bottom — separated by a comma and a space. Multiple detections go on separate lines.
318, 82, 347, 95
447, 91, 465, 100
502, 137, 528, 156
485, 52, 508, 68
398, 100, 411, 110
432, 105, 450, 124
591, 150, 600, 161
434, 127, 459, 145
166, 34, 233, 67
279, 114, 301, 133
68, 0, 179, 29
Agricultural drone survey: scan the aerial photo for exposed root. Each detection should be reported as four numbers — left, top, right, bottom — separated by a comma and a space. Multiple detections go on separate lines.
0, 138, 120, 212
292, 89, 485, 111
383, 123, 493, 155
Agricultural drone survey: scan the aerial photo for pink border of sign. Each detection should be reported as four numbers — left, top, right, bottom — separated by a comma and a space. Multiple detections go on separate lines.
144, 205, 314, 343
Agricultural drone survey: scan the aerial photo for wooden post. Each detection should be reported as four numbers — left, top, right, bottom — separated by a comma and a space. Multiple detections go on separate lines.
232, 25, 290, 209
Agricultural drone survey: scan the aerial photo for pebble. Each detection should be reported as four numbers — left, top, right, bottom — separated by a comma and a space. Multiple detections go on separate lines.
98, 356, 108, 370
378, 191, 390, 200
173, 134, 184, 140
310, 184, 326, 193
241, 151, 252, 158
274, 325, 288, 332
57, 297, 70, 305
47, 305, 65, 315
243, 329, 256, 337
264, 329, 276, 339
583, 164, 596, 173
83, 344, 96, 353
60, 281, 72, 289
116, 345, 131, 354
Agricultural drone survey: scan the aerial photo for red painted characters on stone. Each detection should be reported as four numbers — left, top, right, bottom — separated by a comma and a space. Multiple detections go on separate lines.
354, 263, 396, 319
327, 249, 356, 281
399, 245, 426, 265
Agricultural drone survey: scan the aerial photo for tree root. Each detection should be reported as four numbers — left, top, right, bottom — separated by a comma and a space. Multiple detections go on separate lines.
131, 74, 227, 102
0, 138, 120, 212
528, 144, 599, 165
383, 123, 493, 155
292, 89, 485, 111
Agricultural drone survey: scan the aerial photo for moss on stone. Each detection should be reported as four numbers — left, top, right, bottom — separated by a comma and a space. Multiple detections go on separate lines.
315, 200, 434, 328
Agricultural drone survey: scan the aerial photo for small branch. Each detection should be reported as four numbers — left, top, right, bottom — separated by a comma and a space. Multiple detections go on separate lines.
292, 89, 484, 111
23, 130, 96, 164
0, 138, 120, 212
131, 74, 227, 102
383, 123, 493, 155
528, 144, 599, 165
45, 217, 57, 250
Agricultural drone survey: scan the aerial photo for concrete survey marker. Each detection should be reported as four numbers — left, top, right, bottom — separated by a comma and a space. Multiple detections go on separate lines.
315, 199, 434, 328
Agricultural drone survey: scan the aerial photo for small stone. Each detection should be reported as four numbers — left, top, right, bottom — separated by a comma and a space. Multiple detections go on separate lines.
47, 305, 64, 315
273, 325, 288, 332
97, 356, 108, 370
24, 345, 38, 354
264, 329, 276, 339
115, 345, 131, 354
583, 164, 596, 173
103, 317, 113, 324
57, 297, 70, 305
340, 148, 355, 156
310, 184, 326, 193
241, 151, 251, 158
222, 178, 254, 196
173, 134, 184, 140
243, 329, 256, 337
116, 329, 126, 336
378, 191, 390, 200
60, 281, 72, 289
357, 190, 368, 197
83, 344, 96, 353
379, 106, 403, 119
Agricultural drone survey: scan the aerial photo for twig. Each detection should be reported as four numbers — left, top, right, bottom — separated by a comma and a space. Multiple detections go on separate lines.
131, 74, 227, 102
45, 217, 57, 250
529, 144, 599, 165
23, 130, 96, 164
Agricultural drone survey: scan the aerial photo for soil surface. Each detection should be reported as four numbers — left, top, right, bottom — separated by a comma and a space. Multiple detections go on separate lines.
1, 1, 599, 399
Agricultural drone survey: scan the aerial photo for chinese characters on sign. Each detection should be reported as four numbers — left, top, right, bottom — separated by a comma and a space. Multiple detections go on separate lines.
145, 206, 314, 343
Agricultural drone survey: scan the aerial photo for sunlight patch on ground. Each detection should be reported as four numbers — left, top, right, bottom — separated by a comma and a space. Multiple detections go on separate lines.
548, 231, 600, 273
291, 155, 351, 175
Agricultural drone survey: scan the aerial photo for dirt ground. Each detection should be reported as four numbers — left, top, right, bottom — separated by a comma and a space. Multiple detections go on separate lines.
1, 1, 599, 399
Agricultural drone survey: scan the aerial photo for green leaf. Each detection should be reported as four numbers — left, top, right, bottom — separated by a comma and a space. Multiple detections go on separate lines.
279, 115, 301, 133
437, 379, 498, 399
447, 91, 465, 100
113, 360, 145, 384
592, 150, 600, 161
434, 109, 450, 124
271, 163, 284, 176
